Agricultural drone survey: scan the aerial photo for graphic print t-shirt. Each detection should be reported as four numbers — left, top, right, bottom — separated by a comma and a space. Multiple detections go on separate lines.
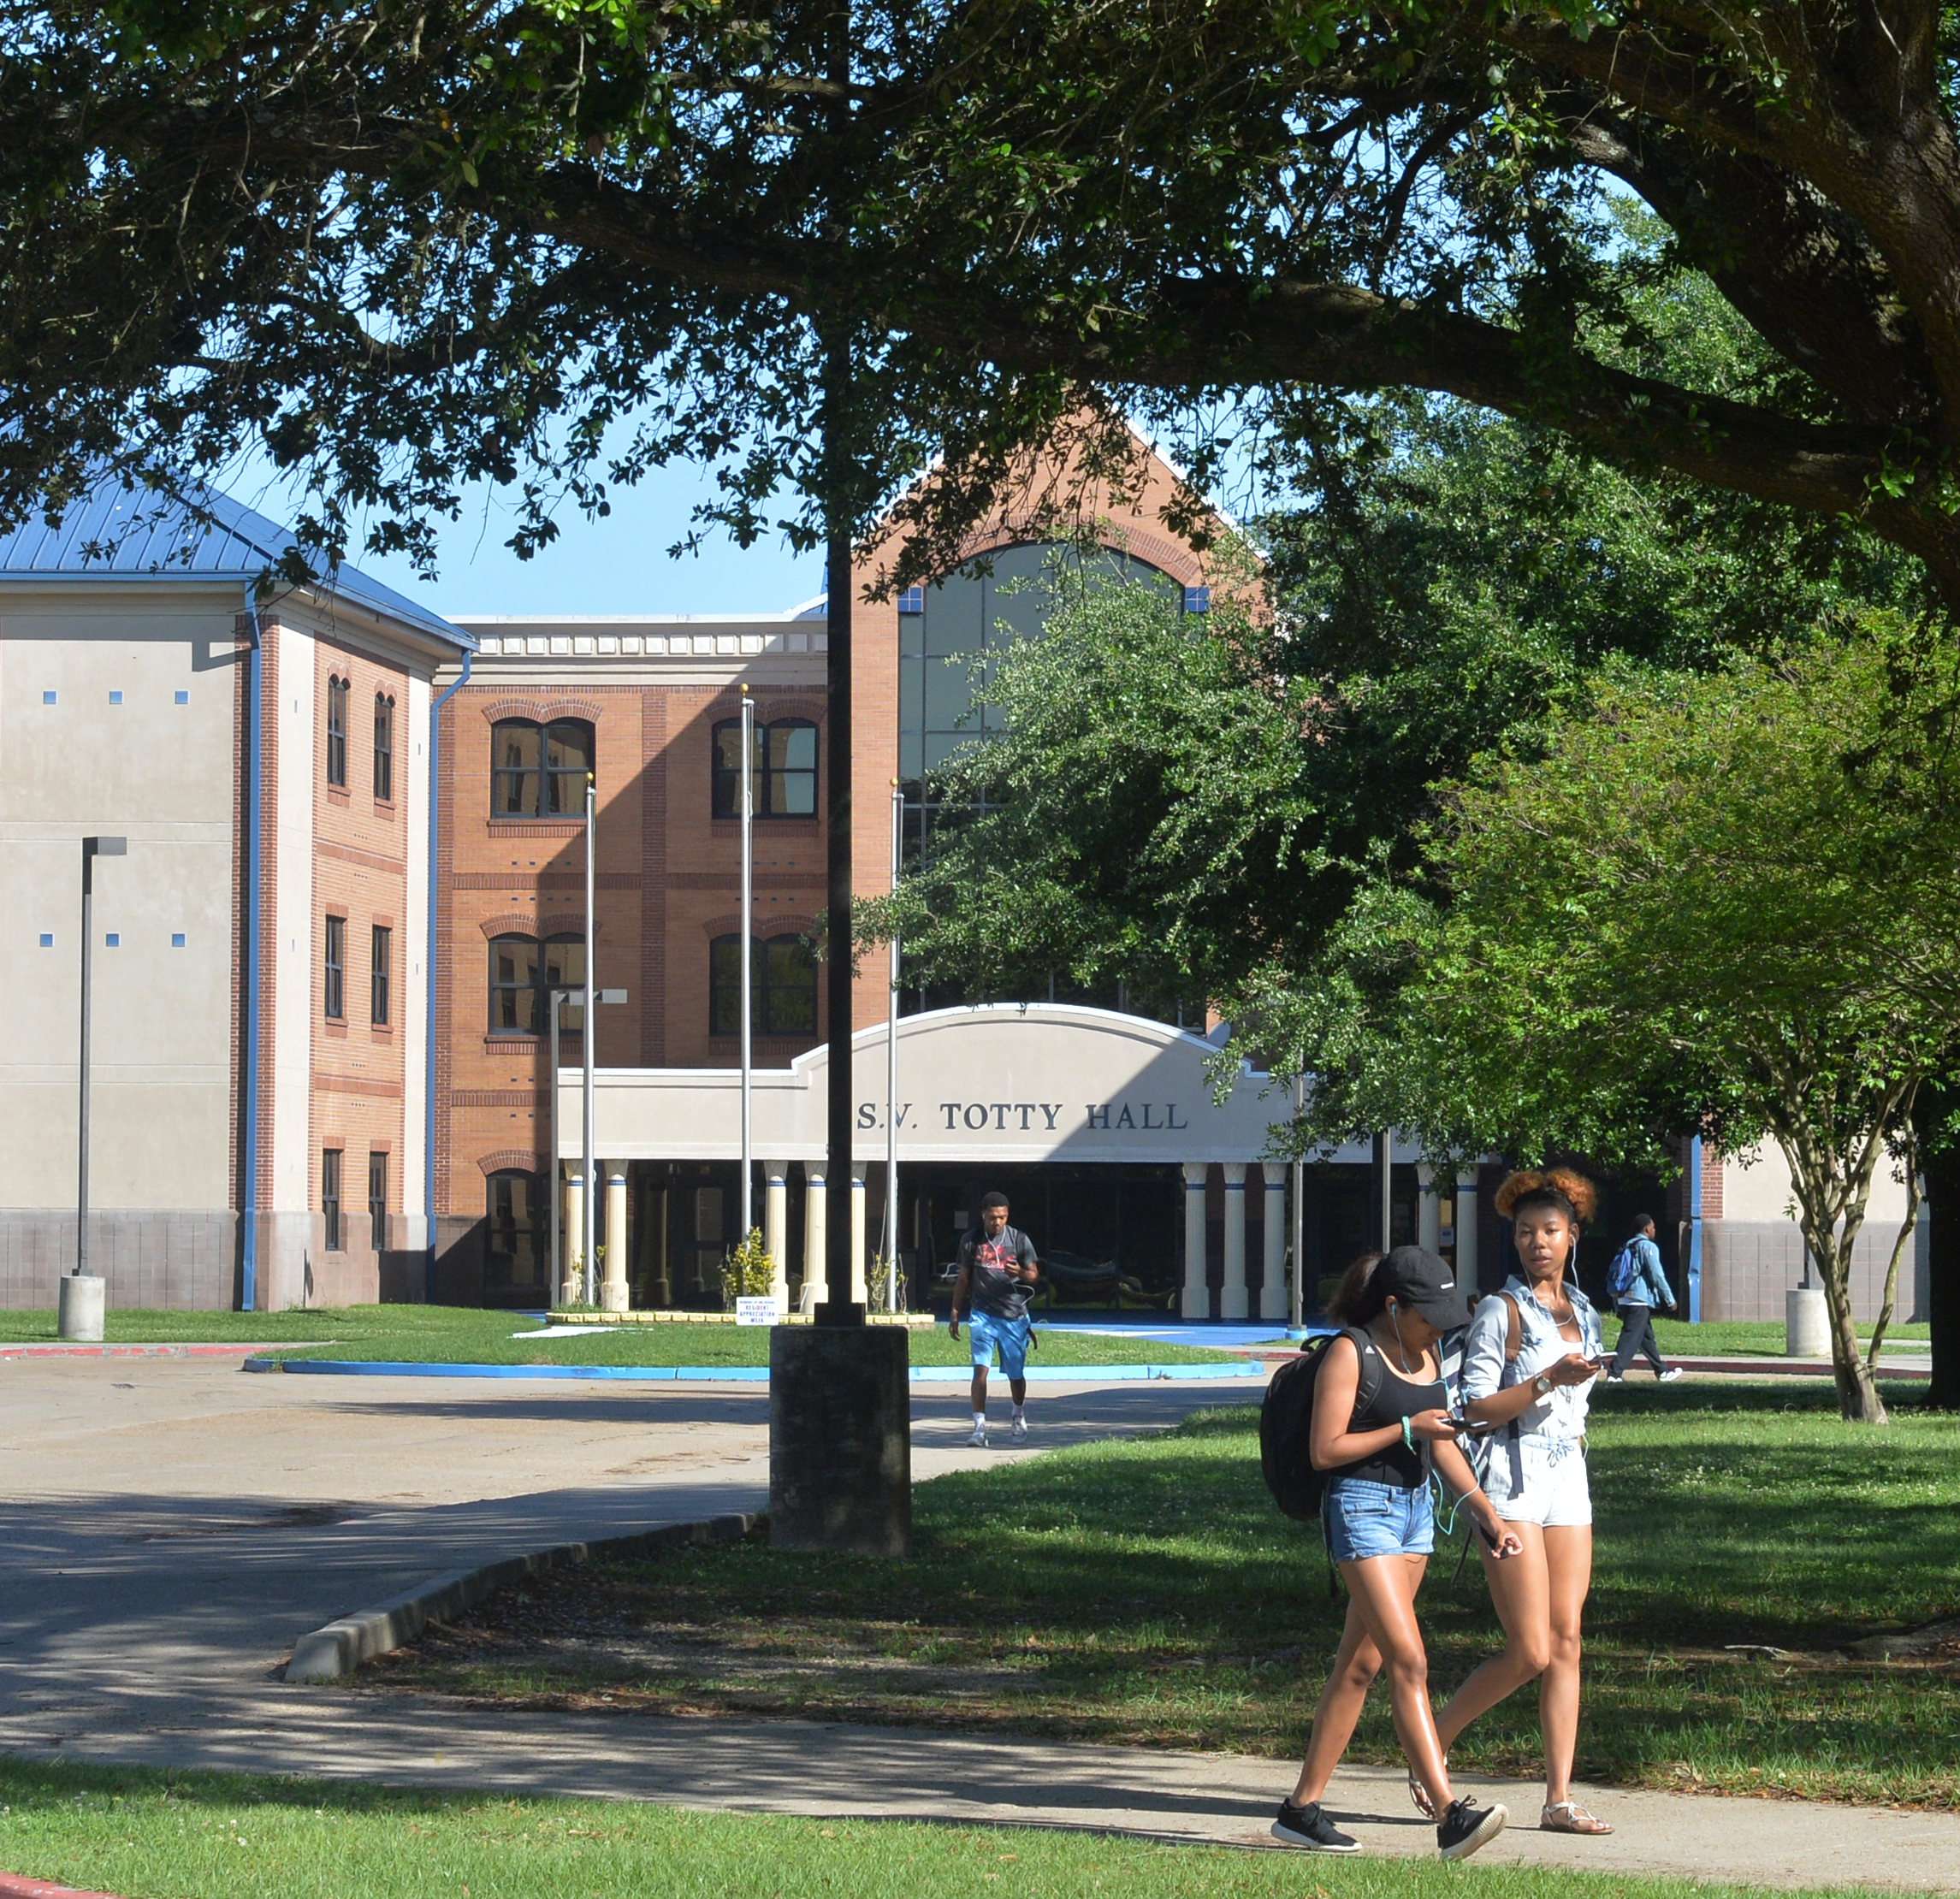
959, 1224, 1039, 1321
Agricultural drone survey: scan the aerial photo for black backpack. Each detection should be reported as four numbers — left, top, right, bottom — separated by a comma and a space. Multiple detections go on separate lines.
1259, 1327, 1383, 1522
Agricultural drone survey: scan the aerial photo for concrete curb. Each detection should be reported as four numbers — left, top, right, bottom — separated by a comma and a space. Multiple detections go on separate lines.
246, 1357, 1263, 1384
284, 1512, 760, 1684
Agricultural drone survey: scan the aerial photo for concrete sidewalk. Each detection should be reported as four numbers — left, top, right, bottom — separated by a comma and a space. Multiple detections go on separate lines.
3, 1693, 1954, 1892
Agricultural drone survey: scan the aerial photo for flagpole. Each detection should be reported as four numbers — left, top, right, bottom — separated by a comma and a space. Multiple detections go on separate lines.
885, 781, 902, 1310
740, 687, 755, 1247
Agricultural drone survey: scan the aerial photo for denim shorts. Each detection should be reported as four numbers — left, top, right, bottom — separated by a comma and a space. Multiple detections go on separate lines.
966, 1310, 1030, 1379
1322, 1476, 1436, 1563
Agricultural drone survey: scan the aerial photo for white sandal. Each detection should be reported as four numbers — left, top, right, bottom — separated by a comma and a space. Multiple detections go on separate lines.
1541, 1801, 1613, 1835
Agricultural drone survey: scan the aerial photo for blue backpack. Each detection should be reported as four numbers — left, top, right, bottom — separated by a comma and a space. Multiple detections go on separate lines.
1606, 1242, 1641, 1301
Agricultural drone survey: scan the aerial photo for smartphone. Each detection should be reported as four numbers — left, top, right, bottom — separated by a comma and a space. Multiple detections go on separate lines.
1447, 1413, 1499, 1438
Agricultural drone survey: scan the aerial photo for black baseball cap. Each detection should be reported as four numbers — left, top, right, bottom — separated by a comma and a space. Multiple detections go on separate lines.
1377, 1245, 1472, 1329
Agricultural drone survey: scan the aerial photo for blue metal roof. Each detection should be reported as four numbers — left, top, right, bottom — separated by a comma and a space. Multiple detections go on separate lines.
0, 473, 471, 650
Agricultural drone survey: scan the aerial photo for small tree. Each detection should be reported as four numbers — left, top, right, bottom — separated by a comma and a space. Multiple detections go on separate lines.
1299, 636, 1960, 1423
722, 1228, 775, 1309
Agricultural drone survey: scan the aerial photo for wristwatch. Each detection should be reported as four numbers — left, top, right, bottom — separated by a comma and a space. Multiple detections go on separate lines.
1531, 1372, 1554, 1397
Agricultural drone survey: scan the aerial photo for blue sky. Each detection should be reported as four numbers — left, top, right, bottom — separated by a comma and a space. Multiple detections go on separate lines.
235, 452, 826, 621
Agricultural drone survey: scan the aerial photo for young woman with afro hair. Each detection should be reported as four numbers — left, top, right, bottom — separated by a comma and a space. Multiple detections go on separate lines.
1423, 1167, 1615, 1837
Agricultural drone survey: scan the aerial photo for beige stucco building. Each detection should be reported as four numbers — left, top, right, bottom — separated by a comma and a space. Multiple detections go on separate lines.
0, 477, 471, 1308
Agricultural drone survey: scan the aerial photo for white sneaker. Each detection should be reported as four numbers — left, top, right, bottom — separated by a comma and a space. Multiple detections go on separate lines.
1010, 1416, 1027, 1441
966, 1425, 988, 1447
1660, 1366, 1685, 1382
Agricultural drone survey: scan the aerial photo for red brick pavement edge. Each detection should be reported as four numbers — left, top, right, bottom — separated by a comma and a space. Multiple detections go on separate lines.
0, 1874, 127, 1898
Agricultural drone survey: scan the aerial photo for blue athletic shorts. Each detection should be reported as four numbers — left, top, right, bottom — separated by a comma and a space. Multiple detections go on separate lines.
1322, 1476, 1435, 1563
965, 1310, 1030, 1380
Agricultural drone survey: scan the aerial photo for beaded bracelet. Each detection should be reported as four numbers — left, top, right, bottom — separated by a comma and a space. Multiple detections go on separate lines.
1400, 1416, 1415, 1452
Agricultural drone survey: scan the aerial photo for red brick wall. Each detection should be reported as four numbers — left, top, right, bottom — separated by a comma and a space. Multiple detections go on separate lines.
307, 635, 412, 1252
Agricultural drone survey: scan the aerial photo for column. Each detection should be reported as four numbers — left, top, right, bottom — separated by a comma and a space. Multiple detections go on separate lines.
1220, 1163, 1249, 1319
560, 1171, 584, 1305
1418, 1162, 1441, 1252
1455, 1168, 1480, 1295
1181, 1162, 1210, 1320
1261, 1164, 1289, 1322
850, 1162, 869, 1306
601, 1167, 630, 1312
765, 1162, 791, 1316
801, 1161, 826, 1314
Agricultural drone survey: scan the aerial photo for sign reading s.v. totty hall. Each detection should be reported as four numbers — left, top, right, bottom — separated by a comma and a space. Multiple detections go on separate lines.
561, 1003, 1315, 1167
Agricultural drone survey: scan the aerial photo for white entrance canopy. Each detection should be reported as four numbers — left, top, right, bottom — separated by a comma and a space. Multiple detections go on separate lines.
560, 1003, 1398, 1166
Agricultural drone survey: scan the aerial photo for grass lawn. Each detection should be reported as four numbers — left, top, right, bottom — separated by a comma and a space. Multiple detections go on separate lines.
1616, 1318, 1929, 1359
0, 1304, 1242, 1367
0, 1758, 1909, 1899
375, 1381, 1960, 1809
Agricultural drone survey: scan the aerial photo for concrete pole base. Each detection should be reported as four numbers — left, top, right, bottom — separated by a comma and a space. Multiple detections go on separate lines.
58, 1274, 106, 1342
769, 1324, 911, 1557
557, 1278, 583, 1310
1786, 1286, 1830, 1357
599, 1280, 631, 1314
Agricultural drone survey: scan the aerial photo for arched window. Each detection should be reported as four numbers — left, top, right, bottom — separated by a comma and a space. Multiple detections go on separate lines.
489, 933, 588, 1040
373, 693, 394, 801
711, 717, 818, 818
326, 676, 349, 787
709, 932, 820, 1036
486, 1169, 547, 1291
492, 719, 595, 817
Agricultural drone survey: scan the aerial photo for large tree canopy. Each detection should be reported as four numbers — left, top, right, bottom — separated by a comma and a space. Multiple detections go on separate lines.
5, 3, 1960, 599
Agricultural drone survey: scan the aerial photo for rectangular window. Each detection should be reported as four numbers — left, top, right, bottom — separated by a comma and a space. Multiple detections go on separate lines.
368, 1152, 388, 1253
326, 677, 348, 787
492, 722, 542, 815
373, 695, 394, 802
543, 721, 594, 815
370, 925, 391, 1025
323, 914, 346, 1019
322, 1149, 342, 1251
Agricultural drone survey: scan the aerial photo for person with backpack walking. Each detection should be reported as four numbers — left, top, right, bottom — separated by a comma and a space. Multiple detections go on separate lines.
1425, 1168, 1614, 1838
948, 1192, 1039, 1445
1271, 1245, 1521, 1862
1604, 1215, 1683, 1383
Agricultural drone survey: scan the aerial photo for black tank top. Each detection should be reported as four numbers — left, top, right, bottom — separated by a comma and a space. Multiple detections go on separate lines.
1330, 1331, 1448, 1489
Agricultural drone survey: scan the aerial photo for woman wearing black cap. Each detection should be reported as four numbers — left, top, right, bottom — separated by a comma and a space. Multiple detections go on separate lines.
1272, 1244, 1522, 1862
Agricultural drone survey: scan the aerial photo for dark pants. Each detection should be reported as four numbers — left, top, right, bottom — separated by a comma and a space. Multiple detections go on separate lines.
1611, 1302, 1668, 1377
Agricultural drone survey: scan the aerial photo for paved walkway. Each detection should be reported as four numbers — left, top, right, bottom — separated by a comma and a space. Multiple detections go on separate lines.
4, 1694, 1955, 1891
3, 1356, 1956, 1893
0, 1358, 1239, 1724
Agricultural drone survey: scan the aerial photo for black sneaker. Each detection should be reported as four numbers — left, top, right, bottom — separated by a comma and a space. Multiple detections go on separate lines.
1271, 1798, 1361, 1853
1437, 1796, 1507, 1861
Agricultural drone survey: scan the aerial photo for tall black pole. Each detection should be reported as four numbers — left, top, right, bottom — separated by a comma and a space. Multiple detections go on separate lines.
818, 0, 862, 1327
820, 379, 861, 1326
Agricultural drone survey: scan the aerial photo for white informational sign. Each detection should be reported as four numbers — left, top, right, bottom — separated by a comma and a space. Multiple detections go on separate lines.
734, 1296, 778, 1327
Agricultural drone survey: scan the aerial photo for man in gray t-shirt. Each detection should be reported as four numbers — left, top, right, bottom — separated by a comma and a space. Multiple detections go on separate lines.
949, 1192, 1039, 1445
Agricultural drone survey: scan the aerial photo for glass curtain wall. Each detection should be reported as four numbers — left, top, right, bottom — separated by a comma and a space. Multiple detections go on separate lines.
897, 541, 1185, 1016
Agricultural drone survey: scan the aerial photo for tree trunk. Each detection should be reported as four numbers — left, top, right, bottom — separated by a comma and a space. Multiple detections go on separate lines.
1914, 1087, 1960, 1409
1819, 1240, 1888, 1423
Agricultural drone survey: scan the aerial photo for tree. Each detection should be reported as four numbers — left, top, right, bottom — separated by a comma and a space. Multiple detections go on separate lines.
1279, 638, 1960, 1424
8, 4, 1960, 607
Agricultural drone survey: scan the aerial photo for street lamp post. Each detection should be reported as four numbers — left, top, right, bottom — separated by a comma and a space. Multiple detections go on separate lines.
552, 981, 627, 1304
583, 774, 598, 1304
64, 836, 126, 1341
